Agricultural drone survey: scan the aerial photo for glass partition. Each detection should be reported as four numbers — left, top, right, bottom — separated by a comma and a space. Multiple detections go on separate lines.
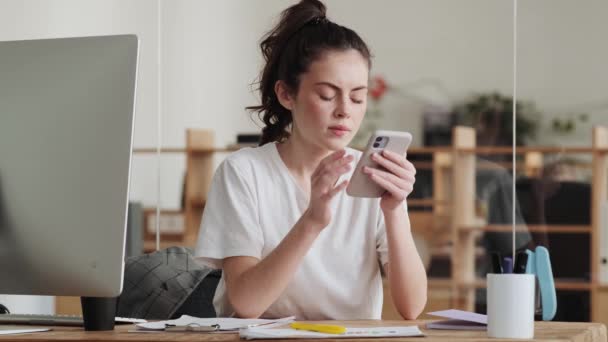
128, 0, 607, 324
515, 0, 608, 323
128, 0, 521, 319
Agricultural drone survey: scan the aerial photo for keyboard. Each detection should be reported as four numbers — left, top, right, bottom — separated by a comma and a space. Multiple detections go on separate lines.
0, 313, 146, 326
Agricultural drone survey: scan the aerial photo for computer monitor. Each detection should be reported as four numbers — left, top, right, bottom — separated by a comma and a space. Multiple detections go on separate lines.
0, 35, 138, 303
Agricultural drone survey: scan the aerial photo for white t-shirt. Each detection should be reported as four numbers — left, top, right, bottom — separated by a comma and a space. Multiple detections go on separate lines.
195, 142, 394, 320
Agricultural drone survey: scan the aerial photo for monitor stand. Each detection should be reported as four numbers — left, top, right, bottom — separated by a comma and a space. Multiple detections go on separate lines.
80, 297, 116, 331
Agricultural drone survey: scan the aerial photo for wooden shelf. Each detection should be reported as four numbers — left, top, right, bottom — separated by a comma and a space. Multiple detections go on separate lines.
408, 198, 449, 207
458, 279, 594, 291
411, 161, 434, 170
131, 146, 455, 155
132, 147, 187, 154
189, 147, 238, 154
133, 146, 240, 154
459, 224, 592, 234
428, 278, 453, 288
457, 146, 608, 154
430, 246, 485, 258
132, 145, 608, 155
409, 147, 451, 154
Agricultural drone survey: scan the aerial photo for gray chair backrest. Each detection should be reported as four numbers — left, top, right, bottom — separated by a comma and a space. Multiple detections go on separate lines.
116, 246, 217, 319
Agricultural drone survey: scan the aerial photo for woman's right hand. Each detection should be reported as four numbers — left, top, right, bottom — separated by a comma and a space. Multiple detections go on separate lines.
304, 150, 354, 229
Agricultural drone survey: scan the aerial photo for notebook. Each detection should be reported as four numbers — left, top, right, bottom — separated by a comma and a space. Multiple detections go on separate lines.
135, 315, 295, 332
426, 309, 487, 330
240, 326, 424, 339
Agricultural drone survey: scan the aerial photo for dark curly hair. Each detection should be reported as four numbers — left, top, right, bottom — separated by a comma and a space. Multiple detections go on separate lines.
247, 0, 372, 146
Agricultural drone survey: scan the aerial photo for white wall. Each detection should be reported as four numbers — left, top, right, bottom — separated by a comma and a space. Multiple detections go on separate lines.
518, 0, 608, 145
0, 0, 159, 145
1, 0, 607, 212
0, 295, 53, 315
129, 0, 280, 209
142, 0, 607, 209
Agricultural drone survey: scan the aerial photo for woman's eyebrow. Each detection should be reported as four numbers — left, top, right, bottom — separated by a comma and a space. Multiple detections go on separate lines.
314, 81, 368, 92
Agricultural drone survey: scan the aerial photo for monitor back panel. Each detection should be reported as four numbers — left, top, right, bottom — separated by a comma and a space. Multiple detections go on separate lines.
0, 35, 138, 297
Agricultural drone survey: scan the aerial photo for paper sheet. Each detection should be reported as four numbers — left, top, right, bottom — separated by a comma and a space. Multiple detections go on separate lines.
426, 319, 486, 331
427, 309, 487, 324
0, 327, 51, 335
135, 315, 295, 332
240, 326, 424, 339
426, 309, 488, 331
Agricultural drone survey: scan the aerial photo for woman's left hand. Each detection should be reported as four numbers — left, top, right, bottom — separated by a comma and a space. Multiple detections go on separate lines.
363, 149, 416, 212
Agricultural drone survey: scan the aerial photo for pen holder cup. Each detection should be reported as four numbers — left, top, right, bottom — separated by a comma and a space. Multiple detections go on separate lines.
487, 273, 535, 339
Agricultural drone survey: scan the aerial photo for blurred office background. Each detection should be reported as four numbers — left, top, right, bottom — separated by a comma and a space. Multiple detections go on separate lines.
1, 0, 606, 323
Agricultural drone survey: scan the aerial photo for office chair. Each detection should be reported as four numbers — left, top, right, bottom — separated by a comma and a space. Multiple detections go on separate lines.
171, 269, 221, 319
117, 246, 219, 319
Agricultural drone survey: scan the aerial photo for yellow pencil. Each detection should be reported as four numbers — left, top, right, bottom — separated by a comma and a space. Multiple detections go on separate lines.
289, 322, 347, 335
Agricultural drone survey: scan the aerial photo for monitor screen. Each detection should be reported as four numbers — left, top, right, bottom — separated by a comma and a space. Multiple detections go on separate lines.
0, 35, 138, 297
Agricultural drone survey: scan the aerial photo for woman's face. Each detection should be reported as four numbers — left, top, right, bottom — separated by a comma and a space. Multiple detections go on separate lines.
284, 49, 369, 151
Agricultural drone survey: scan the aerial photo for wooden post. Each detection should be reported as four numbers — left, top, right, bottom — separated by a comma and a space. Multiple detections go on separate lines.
433, 152, 452, 218
432, 152, 452, 245
184, 129, 215, 246
591, 126, 608, 323
524, 151, 543, 178
451, 126, 477, 310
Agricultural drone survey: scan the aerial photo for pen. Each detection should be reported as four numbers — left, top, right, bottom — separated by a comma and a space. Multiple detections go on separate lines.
491, 252, 503, 274
502, 257, 513, 274
289, 322, 346, 334
513, 251, 529, 274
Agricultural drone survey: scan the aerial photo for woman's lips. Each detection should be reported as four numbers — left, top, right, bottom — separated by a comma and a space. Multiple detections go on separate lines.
329, 126, 350, 137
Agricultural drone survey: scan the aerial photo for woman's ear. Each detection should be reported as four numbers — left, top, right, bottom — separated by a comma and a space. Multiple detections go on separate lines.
274, 80, 294, 111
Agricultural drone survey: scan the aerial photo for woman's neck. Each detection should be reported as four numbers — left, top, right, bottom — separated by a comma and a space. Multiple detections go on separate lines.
276, 133, 331, 180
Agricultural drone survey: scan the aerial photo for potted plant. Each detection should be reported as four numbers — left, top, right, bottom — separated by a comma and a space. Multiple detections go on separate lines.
453, 92, 540, 146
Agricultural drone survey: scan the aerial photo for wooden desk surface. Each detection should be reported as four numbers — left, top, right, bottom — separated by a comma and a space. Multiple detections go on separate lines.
0, 320, 606, 342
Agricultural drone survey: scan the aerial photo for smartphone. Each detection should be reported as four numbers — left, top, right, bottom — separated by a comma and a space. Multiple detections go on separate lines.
346, 130, 412, 198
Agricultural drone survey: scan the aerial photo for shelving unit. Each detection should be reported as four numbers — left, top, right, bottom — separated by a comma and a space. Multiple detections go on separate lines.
380, 125, 608, 323
446, 125, 608, 325
183, 129, 217, 247
134, 132, 242, 250
131, 125, 607, 324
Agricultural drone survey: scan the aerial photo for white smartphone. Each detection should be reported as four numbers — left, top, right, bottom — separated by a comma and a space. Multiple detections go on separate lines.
346, 130, 412, 198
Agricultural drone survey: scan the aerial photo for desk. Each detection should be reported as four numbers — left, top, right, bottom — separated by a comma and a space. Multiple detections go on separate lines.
0, 320, 605, 342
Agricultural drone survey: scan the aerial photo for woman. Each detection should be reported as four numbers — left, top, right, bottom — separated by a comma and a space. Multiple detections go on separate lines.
195, 0, 426, 320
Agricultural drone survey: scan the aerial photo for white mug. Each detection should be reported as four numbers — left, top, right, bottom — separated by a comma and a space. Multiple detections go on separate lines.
487, 273, 535, 339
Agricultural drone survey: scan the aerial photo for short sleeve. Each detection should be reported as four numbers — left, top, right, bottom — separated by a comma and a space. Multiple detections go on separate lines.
194, 159, 263, 269
376, 210, 389, 267
376, 202, 409, 267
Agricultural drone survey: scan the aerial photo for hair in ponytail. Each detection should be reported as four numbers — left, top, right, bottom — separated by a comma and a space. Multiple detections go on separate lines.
247, 0, 372, 146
